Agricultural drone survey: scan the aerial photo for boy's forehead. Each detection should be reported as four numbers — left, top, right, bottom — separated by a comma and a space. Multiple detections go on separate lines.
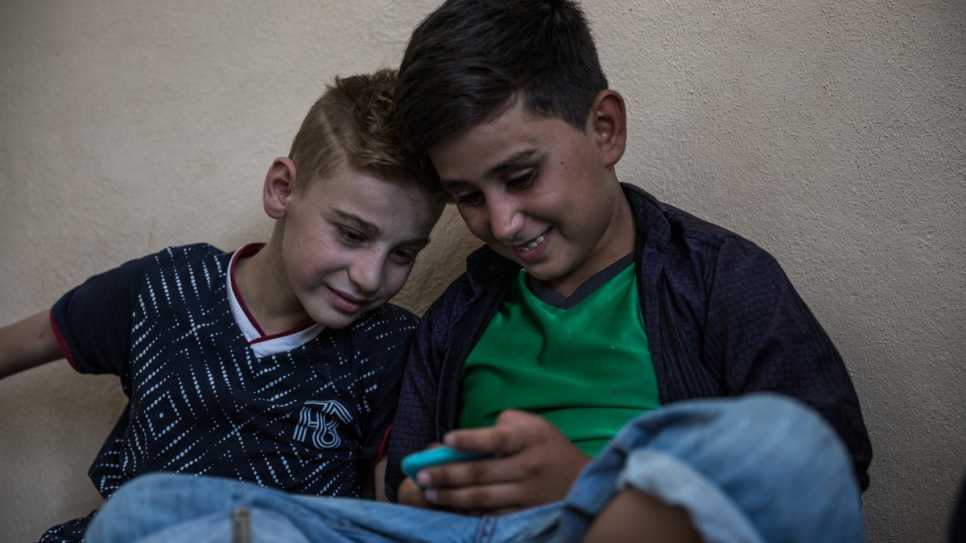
314, 164, 439, 199
308, 164, 442, 213
429, 100, 578, 181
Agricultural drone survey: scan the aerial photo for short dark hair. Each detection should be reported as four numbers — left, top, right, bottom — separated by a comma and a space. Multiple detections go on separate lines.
396, 0, 608, 160
289, 68, 441, 197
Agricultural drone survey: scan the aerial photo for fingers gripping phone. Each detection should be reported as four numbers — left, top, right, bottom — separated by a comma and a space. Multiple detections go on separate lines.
401, 447, 494, 487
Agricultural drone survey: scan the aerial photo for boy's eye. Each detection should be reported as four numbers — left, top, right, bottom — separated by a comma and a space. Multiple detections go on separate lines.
391, 249, 418, 265
338, 227, 365, 244
507, 170, 536, 190
450, 171, 534, 207
454, 190, 484, 206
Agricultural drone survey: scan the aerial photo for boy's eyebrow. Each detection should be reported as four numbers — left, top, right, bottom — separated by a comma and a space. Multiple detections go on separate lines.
486, 149, 538, 177
333, 209, 381, 236
440, 149, 538, 188
332, 209, 432, 248
403, 238, 432, 251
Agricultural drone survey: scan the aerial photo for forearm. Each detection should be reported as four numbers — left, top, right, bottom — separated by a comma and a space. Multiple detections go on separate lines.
0, 309, 63, 379
373, 456, 389, 502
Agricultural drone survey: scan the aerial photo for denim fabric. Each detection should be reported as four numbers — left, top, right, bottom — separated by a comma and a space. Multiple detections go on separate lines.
556, 394, 865, 543
86, 394, 864, 543
134, 509, 312, 543
86, 478, 561, 543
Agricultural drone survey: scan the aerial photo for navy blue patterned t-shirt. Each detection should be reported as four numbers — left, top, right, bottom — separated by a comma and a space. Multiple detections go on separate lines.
44, 243, 415, 541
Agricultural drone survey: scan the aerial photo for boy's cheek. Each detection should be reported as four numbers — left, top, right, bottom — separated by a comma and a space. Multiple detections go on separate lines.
384, 267, 414, 300
457, 211, 491, 241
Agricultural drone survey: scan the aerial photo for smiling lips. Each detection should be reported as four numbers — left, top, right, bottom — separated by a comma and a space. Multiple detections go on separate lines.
512, 229, 550, 261
328, 287, 372, 313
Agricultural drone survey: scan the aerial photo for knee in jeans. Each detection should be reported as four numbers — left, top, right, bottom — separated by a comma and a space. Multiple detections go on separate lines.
104, 472, 198, 513
738, 394, 850, 476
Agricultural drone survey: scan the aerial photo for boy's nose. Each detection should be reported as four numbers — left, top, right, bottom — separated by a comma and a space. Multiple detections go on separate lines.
488, 196, 524, 242
349, 251, 384, 294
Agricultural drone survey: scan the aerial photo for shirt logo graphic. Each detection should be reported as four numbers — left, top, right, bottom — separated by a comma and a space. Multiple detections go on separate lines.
293, 400, 352, 449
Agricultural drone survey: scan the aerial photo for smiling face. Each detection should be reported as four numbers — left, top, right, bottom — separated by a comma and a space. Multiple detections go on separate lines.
428, 96, 634, 297
278, 164, 442, 329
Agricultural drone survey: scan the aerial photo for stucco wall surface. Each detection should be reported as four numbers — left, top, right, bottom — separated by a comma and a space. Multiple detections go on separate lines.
0, 1, 962, 542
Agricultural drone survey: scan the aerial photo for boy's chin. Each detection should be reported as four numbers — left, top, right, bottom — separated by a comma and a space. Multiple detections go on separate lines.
310, 309, 362, 330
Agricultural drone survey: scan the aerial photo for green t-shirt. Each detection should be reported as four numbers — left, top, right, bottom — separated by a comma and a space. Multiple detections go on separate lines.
459, 254, 660, 457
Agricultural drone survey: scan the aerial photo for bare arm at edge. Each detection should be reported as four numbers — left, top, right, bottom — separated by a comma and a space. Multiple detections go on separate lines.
374, 455, 389, 502
0, 310, 63, 380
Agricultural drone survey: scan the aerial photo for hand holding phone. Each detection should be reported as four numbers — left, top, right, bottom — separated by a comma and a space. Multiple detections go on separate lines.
401, 446, 494, 487
398, 411, 590, 514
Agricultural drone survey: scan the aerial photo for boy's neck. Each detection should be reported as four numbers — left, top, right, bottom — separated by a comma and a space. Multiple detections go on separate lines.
544, 186, 637, 298
232, 237, 313, 336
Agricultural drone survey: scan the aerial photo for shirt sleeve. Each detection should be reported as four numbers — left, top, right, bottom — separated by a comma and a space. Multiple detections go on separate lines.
50, 253, 154, 377
705, 236, 873, 490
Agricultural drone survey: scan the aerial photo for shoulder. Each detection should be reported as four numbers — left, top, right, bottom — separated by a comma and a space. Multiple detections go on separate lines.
630, 186, 740, 246
93, 244, 230, 313
70, 244, 222, 292
624, 184, 776, 265
138, 244, 231, 286
366, 303, 420, 327
148, 243, 226, 267
345, 303, 420, 346
624, 185, 790, 306
664, 202, 770, 263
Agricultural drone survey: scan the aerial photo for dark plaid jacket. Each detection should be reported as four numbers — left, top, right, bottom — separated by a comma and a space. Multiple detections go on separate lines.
385, 184, 872, 501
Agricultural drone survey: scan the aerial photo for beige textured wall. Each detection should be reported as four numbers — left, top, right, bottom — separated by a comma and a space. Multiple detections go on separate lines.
0, 1, 962, 541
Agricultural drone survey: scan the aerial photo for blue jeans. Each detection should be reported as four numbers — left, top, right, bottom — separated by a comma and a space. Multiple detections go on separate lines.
85, 394, 865, 543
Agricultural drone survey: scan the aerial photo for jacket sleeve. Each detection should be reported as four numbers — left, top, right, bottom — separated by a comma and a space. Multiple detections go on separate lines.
383, 291, 455, 502
704, 236, 873, 490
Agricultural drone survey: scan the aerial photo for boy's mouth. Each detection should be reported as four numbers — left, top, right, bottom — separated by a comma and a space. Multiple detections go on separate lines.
512, 229, 550, 260
328, 287, 372, 313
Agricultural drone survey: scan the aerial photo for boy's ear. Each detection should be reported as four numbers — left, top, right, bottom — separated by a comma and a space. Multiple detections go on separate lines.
588, 90, 627, 168
263, 157, 298, 219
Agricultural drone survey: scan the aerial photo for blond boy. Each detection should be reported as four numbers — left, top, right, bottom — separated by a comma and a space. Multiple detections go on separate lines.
0, 69, 444, 542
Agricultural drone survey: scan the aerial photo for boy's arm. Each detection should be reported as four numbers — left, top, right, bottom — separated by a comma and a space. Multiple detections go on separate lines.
0, 310, 64, 379
373, 456, 389, 502
384, 293, 455, 501
707, 236, 872, 489
398, 476, 433, 508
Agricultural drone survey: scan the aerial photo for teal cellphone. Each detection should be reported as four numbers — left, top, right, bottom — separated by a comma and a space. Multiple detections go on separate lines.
401, 447, 493, 484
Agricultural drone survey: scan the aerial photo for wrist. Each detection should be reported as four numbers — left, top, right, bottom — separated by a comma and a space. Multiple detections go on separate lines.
398, 478, 434, 509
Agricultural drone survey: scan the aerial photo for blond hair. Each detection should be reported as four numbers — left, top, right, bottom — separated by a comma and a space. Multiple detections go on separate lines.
289, 69, 441, 196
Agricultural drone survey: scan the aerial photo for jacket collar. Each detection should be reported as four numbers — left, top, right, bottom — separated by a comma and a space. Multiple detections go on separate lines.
621, 183, 670, 255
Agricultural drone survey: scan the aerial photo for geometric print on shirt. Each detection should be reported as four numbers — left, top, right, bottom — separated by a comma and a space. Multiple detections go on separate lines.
46, 244, 415, 542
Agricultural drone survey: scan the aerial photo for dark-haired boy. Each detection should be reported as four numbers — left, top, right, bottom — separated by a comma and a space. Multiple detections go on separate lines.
0, 69, 445, 542
385, 0, 869, 534
386, 0, 873, 504
83, 0, 870, 541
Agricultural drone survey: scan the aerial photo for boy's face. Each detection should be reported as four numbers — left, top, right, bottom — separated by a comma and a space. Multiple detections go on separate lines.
428, 99, 631, 296
280, 166, 441, 328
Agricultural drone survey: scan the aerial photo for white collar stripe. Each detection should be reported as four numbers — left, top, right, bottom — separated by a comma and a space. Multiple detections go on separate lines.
226, 245, 324, 358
